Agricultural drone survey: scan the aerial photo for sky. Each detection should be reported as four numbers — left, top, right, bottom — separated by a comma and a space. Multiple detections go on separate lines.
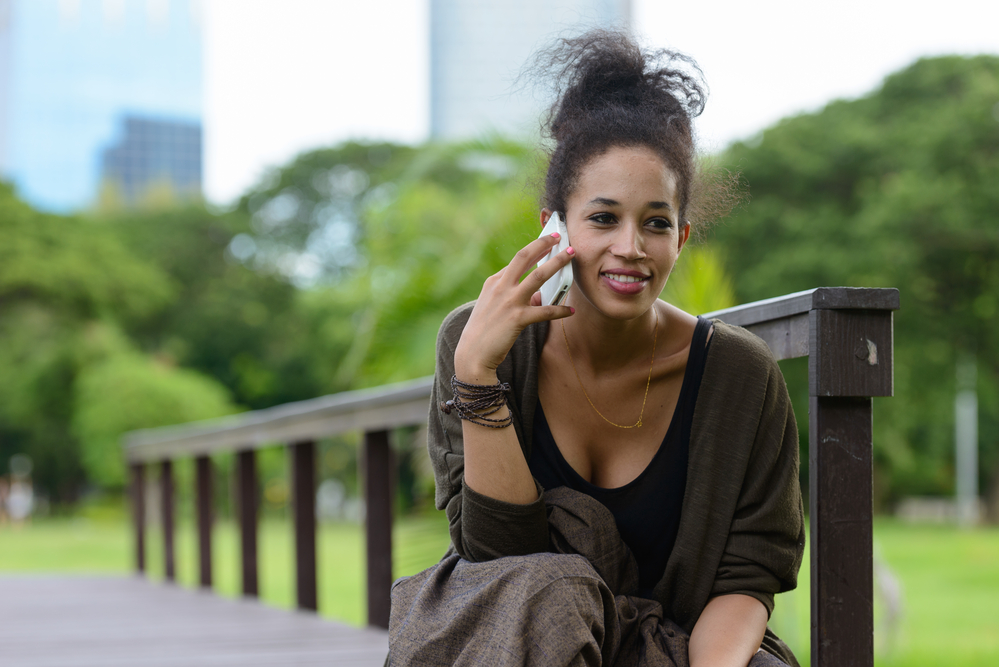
203, 0, 999, 206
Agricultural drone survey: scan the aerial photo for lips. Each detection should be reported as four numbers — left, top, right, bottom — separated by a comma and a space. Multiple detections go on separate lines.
601, 270, 651, 294
603, 273, 646, 283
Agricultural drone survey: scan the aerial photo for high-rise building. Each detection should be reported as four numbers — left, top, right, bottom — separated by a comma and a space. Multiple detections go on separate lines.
101, 115, 202, 204
0, 0, 202, 212
430, 0, 630, 141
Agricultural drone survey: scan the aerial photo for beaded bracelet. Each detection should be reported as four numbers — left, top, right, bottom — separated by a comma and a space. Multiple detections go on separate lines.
438, 375, 514, 428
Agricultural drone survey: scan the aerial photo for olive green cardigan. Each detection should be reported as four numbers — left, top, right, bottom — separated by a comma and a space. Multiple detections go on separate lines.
427, 303, 805, 663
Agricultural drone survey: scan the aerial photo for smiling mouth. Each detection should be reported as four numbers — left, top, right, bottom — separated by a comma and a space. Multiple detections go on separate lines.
602, 272, 650, 284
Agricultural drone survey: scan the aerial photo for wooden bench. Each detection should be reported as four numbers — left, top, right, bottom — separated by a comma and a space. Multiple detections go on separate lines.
124, 285, 898, 667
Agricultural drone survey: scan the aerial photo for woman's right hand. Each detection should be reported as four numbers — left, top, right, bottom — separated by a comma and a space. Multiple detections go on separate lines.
454, 232, 575, 382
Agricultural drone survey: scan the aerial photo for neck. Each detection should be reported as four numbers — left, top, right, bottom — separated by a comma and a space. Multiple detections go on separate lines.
559, 294, 660, 375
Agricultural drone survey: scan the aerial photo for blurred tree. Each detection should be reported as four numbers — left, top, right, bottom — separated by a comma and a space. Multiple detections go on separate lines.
715, 55, 999, 505
314, 140, 545, 388
104, 205, 327, 409
233, 141, 418, 284
229, 138, 544, 390
72, 343, 241, 488
0, 184, 173, 501
660, 245, 737, 316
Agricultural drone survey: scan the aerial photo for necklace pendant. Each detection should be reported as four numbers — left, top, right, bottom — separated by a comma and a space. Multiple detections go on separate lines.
636, 418, 642, 428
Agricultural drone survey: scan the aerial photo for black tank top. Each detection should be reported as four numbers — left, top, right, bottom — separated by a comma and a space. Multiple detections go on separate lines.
529, 316, 712, 597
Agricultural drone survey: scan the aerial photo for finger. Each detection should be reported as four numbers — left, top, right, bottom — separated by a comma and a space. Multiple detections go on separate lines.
521, 246, 574, 292
522, 304, 575, 325
506, 233, 564, 280
530, 291, 542, 307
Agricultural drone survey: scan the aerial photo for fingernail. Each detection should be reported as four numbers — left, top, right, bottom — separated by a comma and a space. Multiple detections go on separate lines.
570, 307, 576, 314
566, 246, 575, 255
551, 232, 560, 239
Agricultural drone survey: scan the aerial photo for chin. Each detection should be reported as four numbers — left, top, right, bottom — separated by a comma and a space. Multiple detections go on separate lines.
582, 292, 659, 321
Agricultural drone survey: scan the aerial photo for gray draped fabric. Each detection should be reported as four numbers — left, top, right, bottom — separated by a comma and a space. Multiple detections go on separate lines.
389, 487, 792, 667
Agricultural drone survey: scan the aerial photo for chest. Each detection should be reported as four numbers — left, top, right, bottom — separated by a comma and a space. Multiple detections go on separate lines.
536, 350, 688, 489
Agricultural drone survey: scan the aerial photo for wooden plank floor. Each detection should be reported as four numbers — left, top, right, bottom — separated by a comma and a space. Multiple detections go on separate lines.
0, 576, 389, 666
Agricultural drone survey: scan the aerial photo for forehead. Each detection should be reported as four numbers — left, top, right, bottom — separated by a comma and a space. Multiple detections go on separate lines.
569, 145, 678, 208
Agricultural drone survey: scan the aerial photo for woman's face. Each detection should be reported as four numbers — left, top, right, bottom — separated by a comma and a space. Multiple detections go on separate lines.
548, 144, 688, 322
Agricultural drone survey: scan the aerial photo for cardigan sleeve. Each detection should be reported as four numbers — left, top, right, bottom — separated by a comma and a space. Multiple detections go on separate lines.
708, 346, 805, 616
427, 304, 550, 562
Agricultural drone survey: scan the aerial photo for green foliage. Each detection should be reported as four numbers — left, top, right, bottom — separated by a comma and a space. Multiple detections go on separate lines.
104, 205, 324, 409
72, 350, 240, 488
234, 141, 419, 281
342, 142, 543, 387
715, 55, 999, 501
0, 184, 172, 320
238, 139, 546, 389
660, 244, 737, 315
0, 184, 176, 499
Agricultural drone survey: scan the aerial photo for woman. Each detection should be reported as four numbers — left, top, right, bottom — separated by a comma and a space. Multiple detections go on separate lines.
390, 30, 804, 667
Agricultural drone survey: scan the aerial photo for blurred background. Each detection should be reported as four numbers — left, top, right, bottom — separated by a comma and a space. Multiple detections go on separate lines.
1, 1, 997, 665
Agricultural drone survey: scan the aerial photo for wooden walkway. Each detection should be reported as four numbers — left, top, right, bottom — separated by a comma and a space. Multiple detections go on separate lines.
0, 576, 389, 666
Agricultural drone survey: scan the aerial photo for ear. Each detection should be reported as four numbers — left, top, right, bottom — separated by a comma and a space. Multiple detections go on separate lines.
677, 220, 691, 254
540, 208, 553, 227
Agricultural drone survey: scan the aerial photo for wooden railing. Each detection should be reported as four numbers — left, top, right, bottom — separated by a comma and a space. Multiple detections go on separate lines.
123, 286, 898, 667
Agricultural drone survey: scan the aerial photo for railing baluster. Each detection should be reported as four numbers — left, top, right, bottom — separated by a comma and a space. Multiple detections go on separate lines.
364, 429, 393, 629
237, 449, 259, 597
161, 460, 175, 582
131, 463, 145, 575
196, 455, 213, 589
291, 441, 318, 611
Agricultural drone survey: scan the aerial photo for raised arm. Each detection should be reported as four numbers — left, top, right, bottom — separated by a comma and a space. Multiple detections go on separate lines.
428, 231, 574, 561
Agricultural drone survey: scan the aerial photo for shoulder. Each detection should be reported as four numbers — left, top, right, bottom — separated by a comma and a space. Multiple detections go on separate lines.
697, 319, 785, 411
705, 319, 780, 377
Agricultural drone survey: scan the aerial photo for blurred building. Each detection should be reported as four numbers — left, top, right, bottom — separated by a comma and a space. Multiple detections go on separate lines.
430, 0, 631, 140
0, 0, 202, 212
101, 115, 202, 204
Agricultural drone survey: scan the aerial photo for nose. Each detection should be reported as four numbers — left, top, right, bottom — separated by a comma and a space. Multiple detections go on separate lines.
610, 221, 646, 260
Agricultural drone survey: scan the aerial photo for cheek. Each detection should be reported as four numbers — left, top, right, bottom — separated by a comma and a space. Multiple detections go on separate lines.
652, 240, 681, 270
564, 227, 596, 258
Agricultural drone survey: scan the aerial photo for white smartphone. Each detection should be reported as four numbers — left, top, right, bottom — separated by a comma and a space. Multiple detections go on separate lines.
537, 211, 573, 306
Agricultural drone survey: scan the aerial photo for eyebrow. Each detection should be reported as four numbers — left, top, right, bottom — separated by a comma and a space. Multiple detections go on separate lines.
587, 197, 674, 211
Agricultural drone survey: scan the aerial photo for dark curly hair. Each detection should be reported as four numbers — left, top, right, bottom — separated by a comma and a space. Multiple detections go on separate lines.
533, 30, 727, 229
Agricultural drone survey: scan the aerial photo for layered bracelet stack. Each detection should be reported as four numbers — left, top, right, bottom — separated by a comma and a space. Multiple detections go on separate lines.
439, 375, 514, 428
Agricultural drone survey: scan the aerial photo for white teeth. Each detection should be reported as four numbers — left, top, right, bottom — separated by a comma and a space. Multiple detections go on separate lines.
605, 273, 646, 284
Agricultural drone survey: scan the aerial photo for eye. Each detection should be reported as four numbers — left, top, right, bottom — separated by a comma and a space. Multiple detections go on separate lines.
589, 212, 616, 225
646, 217, 673, 231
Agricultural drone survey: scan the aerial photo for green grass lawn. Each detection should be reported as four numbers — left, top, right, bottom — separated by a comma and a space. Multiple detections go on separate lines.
764, 519, 999, 667
2, 513, 996, 666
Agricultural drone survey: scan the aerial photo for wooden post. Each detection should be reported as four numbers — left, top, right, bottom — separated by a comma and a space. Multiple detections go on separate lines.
291, 441, 318, 612
364, 429, 393, 629
195, 455, 213, 589
808, 308, 893, 667
161, 460, 175, 583
237, 449, 259, 597
809, 396, 873, 667
131, 463, 145, 575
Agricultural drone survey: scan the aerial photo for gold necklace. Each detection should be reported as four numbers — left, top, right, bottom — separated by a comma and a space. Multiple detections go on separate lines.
560, 306, 658, 429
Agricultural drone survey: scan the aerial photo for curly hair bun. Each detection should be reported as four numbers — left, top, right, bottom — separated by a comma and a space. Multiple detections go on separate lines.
532, 29, 709, 223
